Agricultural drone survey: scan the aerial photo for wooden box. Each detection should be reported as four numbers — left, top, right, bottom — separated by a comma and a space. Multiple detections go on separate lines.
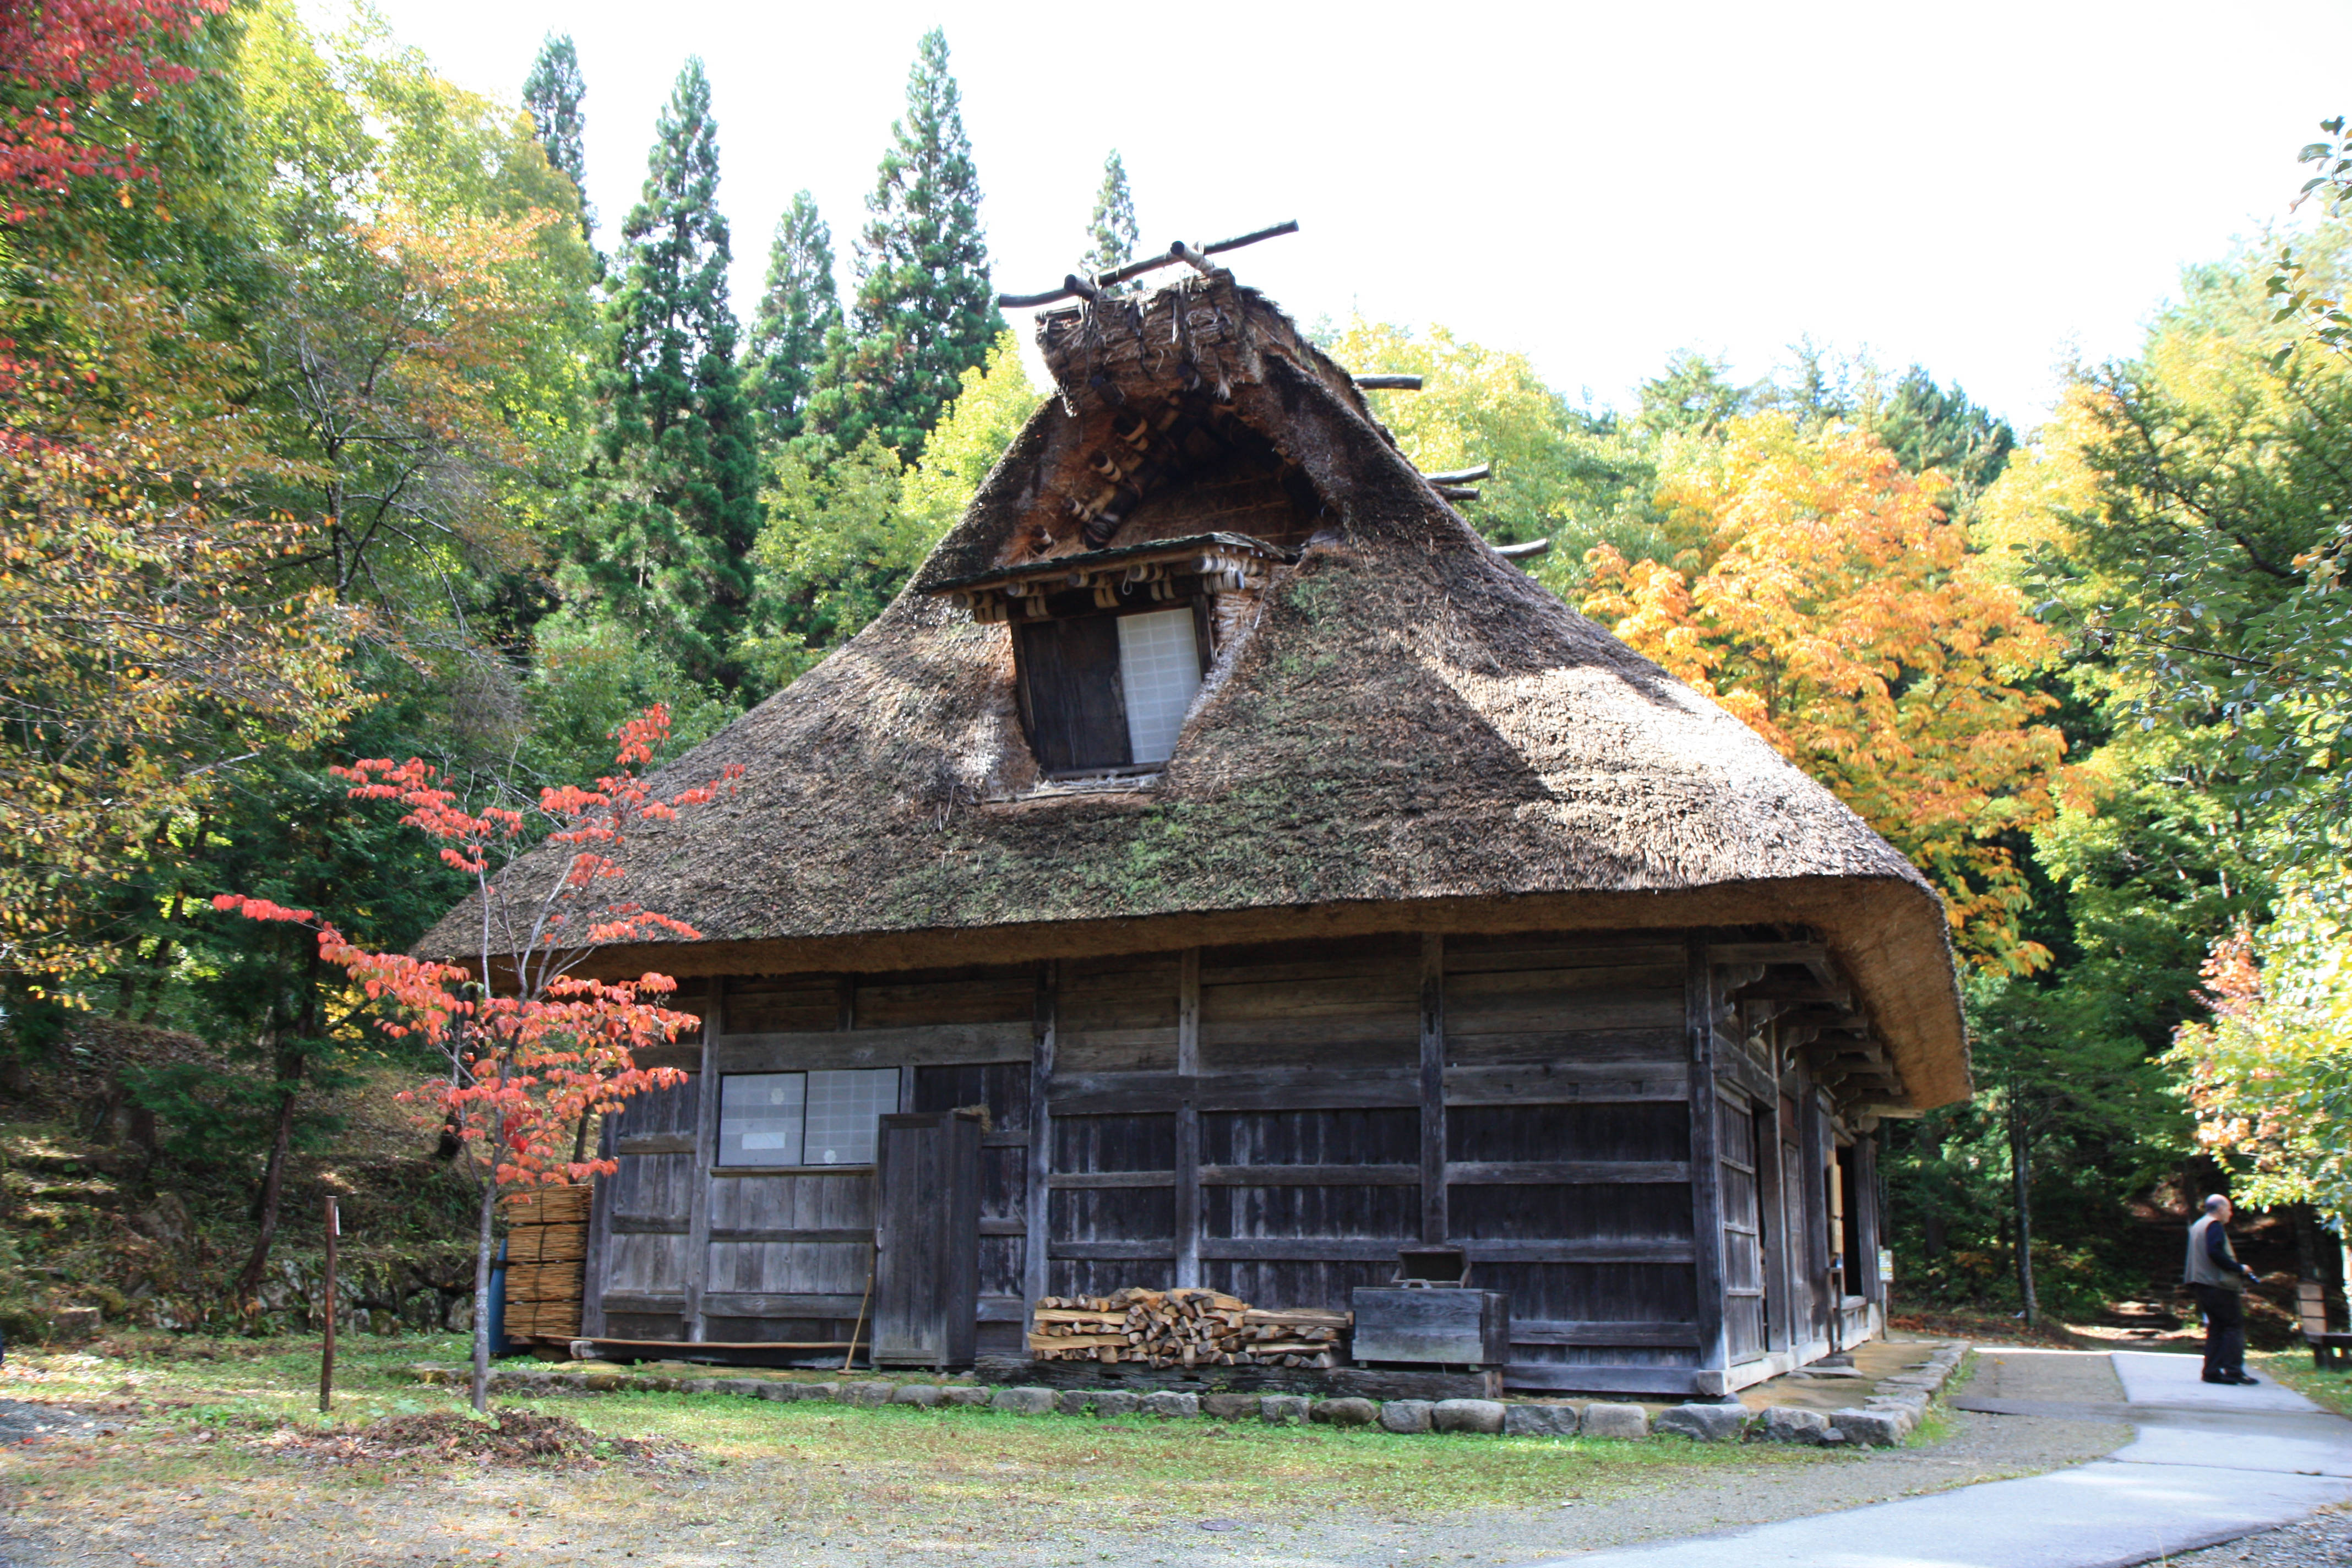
1350, 1288, 1511, 1368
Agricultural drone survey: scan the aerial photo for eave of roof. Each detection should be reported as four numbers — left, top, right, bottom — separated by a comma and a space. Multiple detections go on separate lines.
922, 531, 1299, 598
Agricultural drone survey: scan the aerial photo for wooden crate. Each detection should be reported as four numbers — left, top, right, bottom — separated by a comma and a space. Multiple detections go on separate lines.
1349, 1288, 1511, 1367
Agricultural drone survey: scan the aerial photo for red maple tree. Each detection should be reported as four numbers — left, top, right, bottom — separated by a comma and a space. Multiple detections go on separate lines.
217, 706, 742, 1409
0, 0, 230, 221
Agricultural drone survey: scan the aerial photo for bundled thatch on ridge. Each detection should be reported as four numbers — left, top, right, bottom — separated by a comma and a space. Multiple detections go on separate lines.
423, 269, 1967, 1109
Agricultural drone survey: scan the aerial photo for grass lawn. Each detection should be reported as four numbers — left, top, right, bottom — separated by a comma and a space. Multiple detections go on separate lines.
2, 1336, 1866, 1566
2263, 1352, 2352, 1417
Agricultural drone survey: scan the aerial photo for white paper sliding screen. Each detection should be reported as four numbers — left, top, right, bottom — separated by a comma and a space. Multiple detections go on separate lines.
1116, 609, 1202, 765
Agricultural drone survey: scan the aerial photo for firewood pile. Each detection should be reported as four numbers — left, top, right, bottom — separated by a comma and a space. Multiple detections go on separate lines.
1028, 1287, 1351, 1368
502, 1185, 589, 1340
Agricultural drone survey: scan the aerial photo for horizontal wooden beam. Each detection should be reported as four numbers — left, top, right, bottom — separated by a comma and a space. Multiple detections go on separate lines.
1502, 1363, 1703, 1395
978, 1217, 1027, 1238
700, 1292, 868, 1317
707, 1227, 872, 1245
597, 1292, 685, 1314
1464, 1239, 1695, 1264
1511, 1319, 1705, 1348
1445, 1161, 1690, 1185
610, 1217, 689, 1236
1197, 1238, 1406, 1262
1706, 941, 1827, 969
1047, 1240, 1178, 1262
1444, 1063, 1688, 1105
1199, 1164, 1420, 1186
1354, 373, 1423, 390
711, 1021, 1032, 1071
615, 1134, 695, 1157
1047, 1169, 1174, 1190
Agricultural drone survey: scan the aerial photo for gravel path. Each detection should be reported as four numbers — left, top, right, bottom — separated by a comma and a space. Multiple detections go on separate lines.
0, 1397, 2128, 1568
2167, 1506, 2352, 1565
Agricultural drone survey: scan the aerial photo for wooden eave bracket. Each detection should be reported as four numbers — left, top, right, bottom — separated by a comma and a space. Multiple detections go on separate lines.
925, 532, 1298, 625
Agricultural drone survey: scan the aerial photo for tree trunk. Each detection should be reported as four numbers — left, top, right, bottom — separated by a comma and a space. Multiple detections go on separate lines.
236, 1042, 308, 1307
470, 1103, 505, 1414
2009, 1083, 2037, 1328
236, 944, 323, 1308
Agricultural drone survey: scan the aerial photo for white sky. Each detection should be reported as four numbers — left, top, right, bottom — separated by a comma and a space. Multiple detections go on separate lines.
356, 0, 2352, 429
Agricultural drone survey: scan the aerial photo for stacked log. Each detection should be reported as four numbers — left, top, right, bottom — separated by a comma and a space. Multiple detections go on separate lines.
1028, 1287, 1350, 1369
502, 1186, 589, 1340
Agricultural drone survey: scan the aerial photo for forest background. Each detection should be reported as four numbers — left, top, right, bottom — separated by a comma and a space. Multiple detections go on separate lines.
4, 0, 2349, 1338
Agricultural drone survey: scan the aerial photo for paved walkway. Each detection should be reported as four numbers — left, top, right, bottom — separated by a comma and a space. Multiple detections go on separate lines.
1528, 1349, 2352, 1568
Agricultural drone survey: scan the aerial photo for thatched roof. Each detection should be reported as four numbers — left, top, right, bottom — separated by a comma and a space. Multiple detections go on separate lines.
426, 271, 1967, 1110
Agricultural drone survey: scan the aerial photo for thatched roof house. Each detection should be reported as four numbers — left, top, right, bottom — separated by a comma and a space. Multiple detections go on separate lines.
441, 262, 1966, 1396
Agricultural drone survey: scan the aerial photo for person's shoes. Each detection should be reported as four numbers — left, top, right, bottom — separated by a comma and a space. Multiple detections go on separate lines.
2203, 1374, 2230, 1383
2225, 1373, 2262, 1385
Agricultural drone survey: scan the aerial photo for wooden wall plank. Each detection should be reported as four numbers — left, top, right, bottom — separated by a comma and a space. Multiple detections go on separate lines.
1442, 1063, 1688, 1105
1420, 933, 1446, 1245
1685, 934, 1727, 1379
1511, 1319, 1705, 1348
1024, 962, 1055, 1313
1174, 948, 1201, 1289
1199, 1163, 1418, 1186
1446, 1161, 1691, 1185
1504, 1363, 1703, 1395
1049, 1067, 1424, 1115
684, 986, 722, 1342
712, 1022, 1031, 1071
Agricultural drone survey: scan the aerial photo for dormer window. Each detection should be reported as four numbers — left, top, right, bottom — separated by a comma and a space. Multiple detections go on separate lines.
924, 532, 1297, 779
1019, 605, 1207, 774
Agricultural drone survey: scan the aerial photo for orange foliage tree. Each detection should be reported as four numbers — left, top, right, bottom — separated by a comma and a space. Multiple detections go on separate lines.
1585, 415, 2065, 970
216, 707, 741, 1410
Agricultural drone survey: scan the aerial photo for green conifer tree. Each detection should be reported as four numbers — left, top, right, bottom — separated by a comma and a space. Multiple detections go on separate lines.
745, 190, 841, 446
521, 32, 592, 241
563, 57, 760, 693
1082, 149, 1140, 282
808, 29, 1003, 457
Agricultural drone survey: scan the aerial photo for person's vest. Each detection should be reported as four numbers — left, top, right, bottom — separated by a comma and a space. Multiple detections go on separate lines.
2184, 1213, 2245, 1292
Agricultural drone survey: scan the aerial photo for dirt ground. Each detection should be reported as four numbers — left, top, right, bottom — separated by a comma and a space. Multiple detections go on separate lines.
0, 1338, 2137, 1568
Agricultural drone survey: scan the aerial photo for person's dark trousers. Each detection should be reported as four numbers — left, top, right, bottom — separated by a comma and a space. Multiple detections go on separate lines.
2194, 1284, 2246, 1379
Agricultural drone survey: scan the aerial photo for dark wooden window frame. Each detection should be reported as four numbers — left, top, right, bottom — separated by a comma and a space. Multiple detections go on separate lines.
1013, 595, 1216, 778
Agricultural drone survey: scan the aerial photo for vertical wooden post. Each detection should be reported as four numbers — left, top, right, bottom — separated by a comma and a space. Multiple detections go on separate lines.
1800, 1086, 1831, 1356
1023, 961, 1057, 1311
1685, 933, 1728, 1391
1174, 948, 1201, 1289
1419, 933, 1447, 1245
683, 979, 724, 1343
319, 1194, 338, 1414
1854, 1133, 1882, 1305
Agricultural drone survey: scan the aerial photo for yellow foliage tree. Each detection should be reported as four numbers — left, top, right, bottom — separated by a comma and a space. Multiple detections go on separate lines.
0, 263, 356, 992
1585, 414, 2065, 970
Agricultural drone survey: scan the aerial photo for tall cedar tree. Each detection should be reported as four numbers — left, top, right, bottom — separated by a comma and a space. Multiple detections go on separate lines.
1082, 149, 1139, 281
521, 32, 592, 240
809, 29, 1001, 456
745, 190, 840, 445
567, 58, 760, 693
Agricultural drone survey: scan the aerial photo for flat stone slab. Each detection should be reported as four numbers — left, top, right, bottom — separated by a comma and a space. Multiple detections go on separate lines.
2110, 1350, 2323, 1415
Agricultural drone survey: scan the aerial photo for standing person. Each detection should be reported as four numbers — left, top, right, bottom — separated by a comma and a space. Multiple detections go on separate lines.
2184, 1194, 2263, 1385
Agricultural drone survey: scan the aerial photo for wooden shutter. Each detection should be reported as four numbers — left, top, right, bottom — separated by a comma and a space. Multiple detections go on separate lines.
1016, 614, 1130, 774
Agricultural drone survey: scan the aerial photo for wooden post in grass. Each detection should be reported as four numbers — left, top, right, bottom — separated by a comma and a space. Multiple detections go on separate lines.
320, 1195, 338, 1414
